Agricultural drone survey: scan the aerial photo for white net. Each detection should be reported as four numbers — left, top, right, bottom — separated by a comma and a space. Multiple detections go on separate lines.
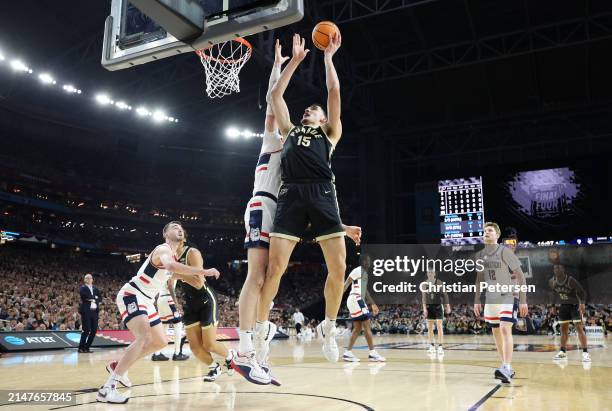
196, 39, 252, 99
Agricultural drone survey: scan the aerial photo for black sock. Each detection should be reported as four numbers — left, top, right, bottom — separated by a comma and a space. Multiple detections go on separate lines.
561, 347, 567, 353
583, 348, 588, 353
179, 336, 187, 355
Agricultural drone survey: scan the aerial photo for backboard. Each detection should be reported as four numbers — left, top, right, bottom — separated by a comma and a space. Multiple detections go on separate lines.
102, 0, 304, 71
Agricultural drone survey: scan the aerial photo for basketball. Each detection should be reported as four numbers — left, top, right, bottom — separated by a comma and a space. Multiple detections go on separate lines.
312, 21, 340, 50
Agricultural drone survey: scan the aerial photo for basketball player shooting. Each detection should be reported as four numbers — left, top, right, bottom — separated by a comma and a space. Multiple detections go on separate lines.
253, 31, 346, 369
96, 222, 220, 404
233, 38, 361, 386
474, 222, 528, 384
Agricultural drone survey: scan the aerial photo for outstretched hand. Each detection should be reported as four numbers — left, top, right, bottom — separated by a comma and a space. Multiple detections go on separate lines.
324, 32, 342, 58
291, 33, 310, 62
274, 39, 289, 66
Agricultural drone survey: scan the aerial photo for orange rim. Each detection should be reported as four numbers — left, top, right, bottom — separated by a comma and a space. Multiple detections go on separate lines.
195, 38, 253, 64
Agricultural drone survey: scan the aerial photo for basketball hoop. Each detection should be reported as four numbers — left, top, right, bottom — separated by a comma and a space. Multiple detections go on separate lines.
196, 38, 253, 99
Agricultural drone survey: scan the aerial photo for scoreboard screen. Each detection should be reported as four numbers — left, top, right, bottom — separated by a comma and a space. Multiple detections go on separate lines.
439, 177, 485, 245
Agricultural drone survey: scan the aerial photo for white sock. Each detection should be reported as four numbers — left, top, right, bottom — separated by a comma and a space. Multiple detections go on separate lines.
239, 330, 254, 354
255, 321, 267, 336
503, 363, 512, 370
369, 350, 377, 356
154, 351, 162, 356
324, 318, 336, 330
173, 322, 183, 354
104, 372, 117, 387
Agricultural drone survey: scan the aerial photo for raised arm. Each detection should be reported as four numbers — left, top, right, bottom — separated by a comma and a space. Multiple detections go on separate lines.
323, 32, 342, 143
153, 246, 219, 280
270, 34, 309, 136
265, 39, 289, 133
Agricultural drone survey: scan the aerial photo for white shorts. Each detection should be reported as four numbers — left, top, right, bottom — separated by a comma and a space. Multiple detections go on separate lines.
116, 283, 160, 327
347, 294, 371, 322
484, 299, 518, 327
244, 193, 277, 249
157, 295, 182, 324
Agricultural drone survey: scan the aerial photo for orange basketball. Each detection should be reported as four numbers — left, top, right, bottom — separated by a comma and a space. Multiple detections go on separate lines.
312, 21, 340, 51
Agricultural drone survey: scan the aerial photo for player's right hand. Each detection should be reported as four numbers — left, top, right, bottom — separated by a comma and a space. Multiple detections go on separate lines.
473, 304, 482, 317
203, 268, 220, 279
423, 309, 428, 318
291, 33, 309, 62
274, 39, 289, 66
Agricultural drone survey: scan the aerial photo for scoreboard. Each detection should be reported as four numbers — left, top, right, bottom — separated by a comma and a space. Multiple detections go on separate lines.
439, 177, 485, 245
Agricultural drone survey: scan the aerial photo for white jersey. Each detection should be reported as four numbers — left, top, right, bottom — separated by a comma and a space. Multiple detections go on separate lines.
252, 130, 282, 197
293, 312, 305, 325
476, 244, 521, 302
129, 243, 174, 298
348, 267, 368, 296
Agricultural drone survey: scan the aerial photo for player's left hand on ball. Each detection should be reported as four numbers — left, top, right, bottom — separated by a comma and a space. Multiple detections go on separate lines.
519, 303, 528, 318
203, 268, 220, 279
324, 32, 342, 57
274, 39, 289, 66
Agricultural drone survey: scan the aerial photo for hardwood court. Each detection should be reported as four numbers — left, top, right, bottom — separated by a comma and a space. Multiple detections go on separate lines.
1, 334, 609, 411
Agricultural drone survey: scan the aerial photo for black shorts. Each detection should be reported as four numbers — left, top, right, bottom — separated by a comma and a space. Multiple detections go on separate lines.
271, 181, 344, 242
558, 304, 582, 324
182, 286, 219, 330
426, 304, 444, 320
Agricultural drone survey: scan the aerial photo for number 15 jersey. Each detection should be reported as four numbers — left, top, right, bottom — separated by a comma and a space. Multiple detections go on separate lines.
281, 125, 335, 183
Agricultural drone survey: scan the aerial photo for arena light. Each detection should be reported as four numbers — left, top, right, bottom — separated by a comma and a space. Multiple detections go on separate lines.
95, 93, 112, 105
0, 51, 6, 61
226, 127, 240, 139
10, 59, 29, 72
136, 106, 150, 117
63, 84, 81, 94
152, 110, 166, 122
38, 73, 56, 85
115, 101, 130, 110
243, 129, 253, 139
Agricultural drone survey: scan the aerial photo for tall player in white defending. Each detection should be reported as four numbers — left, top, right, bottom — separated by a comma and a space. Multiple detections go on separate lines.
97, 222, 220, 403
474, 222, 528, 384
233, 39, 361, 386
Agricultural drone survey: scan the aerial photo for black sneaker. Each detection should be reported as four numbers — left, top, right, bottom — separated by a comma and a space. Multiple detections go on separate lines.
494, 367, 512, 384
151, 353, 170, 361
203, 363, 221, 382
225, 349, 235, 376
172, 353, 189, 361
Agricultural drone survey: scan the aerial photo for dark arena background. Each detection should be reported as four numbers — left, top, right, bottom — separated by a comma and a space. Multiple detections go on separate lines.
0, 1, 611, 410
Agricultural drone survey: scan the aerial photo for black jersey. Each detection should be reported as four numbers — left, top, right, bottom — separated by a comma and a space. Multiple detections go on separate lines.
423, 280, 445, 304
174, 246, 209, 306
551, 275, 579, 304
281, 125, 335, 182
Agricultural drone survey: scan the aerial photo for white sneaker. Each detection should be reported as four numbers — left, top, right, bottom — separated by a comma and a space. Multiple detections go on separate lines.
368, 351, 386, 362
105, 361, 132, 388
96, 384, 128, 404
437, 346, 444, 356
553, 350, 568, 360
316, 321, 339, 363
225, 349, 236, 376
427, 345, 436, 354
231, 351, 271, 385
582, 352, 592, 362
254, 321, 277, 364
343, 350, 360, 362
